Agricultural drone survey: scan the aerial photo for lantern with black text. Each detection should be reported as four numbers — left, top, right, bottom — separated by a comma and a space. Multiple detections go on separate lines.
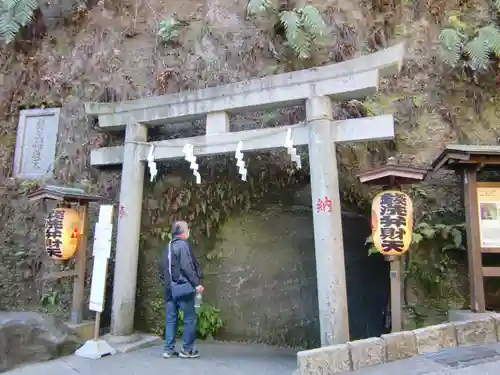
44, 207, 81, 260
371, 190, 413, 256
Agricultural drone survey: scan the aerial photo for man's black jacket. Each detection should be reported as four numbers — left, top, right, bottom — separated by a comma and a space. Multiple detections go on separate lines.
159, 236, 203, 301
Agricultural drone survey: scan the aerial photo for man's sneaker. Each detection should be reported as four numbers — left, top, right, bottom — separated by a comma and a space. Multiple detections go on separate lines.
162, 351, 179, 358
179, 349, 200, 359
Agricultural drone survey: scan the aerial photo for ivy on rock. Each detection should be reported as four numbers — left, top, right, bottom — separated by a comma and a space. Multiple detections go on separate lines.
142, 154, 308, 248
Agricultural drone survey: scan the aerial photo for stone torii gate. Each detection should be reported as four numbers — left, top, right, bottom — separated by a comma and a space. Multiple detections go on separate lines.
85, 43, 405, 347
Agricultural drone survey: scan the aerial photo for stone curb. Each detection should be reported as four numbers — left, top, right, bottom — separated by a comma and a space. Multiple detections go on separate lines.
297, 313, 500, 374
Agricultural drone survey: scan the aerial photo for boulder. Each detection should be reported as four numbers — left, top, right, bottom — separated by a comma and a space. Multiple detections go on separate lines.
0, 311, 82, 372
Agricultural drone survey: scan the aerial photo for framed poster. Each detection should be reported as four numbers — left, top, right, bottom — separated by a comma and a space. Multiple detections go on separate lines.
477, 183, 500, 248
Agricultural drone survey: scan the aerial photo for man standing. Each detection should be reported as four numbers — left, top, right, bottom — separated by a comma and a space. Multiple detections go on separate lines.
160, 220, 204, 359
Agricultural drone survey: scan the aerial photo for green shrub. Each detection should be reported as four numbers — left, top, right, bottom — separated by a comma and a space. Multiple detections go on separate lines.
177, 304, 224, 339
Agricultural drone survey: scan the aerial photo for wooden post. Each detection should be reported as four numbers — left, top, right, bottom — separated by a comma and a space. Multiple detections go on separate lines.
91, 259, 109, 341
94, 310, 102, 340
388, 256, 403, 332
386, 183, 404, 333
71, 203, 89, 324
463, 168, 485, 312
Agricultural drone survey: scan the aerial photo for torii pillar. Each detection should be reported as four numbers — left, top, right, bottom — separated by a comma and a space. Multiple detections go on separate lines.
307, 96, 349, 344
110, 123, 147, 339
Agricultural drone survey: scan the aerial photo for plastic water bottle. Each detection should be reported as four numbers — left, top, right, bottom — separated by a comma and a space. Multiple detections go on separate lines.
195, 291, 203, 309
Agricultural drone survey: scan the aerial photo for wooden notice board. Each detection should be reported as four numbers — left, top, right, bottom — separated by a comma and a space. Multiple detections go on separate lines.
465, 179, 500, 312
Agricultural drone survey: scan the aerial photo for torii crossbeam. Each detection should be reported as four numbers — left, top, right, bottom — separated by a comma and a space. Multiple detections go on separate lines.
85, 43, 405, 347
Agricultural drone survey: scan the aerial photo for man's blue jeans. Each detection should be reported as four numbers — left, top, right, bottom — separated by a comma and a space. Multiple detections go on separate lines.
164, 294, 196, 353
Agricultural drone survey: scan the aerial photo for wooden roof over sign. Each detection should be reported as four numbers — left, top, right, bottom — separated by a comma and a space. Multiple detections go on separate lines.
27, 184, 102, 203
432, 144, 500, 172
357, 158, 428, 186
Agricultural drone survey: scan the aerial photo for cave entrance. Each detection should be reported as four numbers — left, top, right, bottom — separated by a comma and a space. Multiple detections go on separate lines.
131, 175, 390, 348
196, 202, 390, 346
84, 42, 404, 347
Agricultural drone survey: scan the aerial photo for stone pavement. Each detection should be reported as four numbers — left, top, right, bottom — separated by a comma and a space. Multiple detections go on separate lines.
351, 342, 500, 375
7, 340, 500, 375
5, 342, 297, 375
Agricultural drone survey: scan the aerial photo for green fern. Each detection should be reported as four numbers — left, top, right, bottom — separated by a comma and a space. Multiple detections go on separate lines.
280, 10, 311, 60
478, 25, 500, 57
247, 2, 325, 60
439, 21, 500, 70
465, 37, 489, 70
494, 0, 500, 12
438, 28, 463, 67
157, 17, 179, 44
0, 0, 39, 44
298, 4, 327, 39
247, 0, 273, 15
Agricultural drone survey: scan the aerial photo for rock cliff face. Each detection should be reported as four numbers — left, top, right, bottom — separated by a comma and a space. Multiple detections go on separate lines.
201, 205, 390, 347
0, 0, 496, 347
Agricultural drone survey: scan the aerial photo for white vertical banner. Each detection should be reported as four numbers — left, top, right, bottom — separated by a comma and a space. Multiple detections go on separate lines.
75, 204, 117, 360
89, 205, 114, 313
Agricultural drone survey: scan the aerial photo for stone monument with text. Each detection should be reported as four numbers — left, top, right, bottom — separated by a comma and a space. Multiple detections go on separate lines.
13, 108, 60, 179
